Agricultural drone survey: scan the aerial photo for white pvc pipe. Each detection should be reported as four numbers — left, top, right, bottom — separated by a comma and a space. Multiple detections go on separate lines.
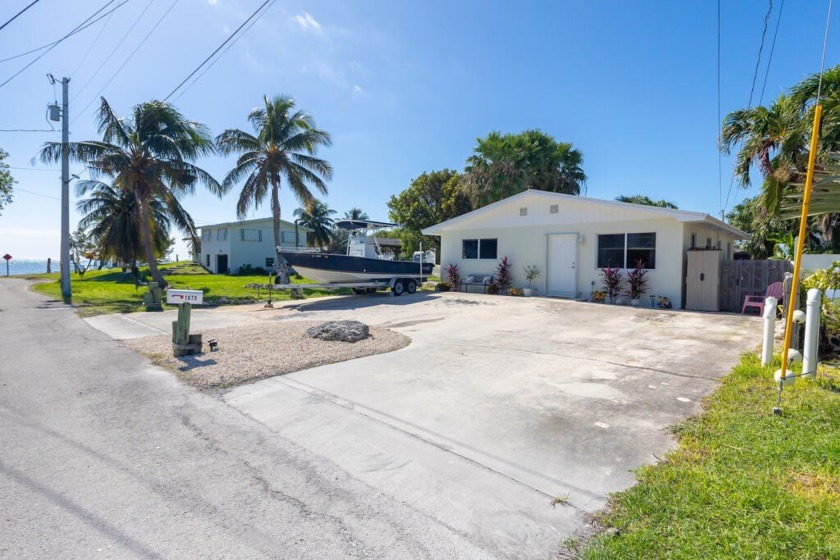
802, 288, 821, 378
761, 296, 778, 366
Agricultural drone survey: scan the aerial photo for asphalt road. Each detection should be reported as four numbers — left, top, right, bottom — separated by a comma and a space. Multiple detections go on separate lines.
0, 279, 492, 559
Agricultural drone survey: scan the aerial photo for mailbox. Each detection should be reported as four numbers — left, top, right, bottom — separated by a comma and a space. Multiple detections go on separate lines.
166, 289, 203, 305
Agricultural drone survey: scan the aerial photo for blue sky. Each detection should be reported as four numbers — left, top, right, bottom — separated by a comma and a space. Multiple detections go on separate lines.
0, 0, 836, 258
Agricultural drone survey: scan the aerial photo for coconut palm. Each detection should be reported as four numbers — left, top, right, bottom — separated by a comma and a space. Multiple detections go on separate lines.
720, 94, 806, 208
343, 207, 369, 221
39, 98, 220, 287
216, 95, 332, 278
75, 179, 191, 267
293, 200, 336, 248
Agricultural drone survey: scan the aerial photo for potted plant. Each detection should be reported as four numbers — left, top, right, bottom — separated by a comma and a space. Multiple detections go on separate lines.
522, 265, 541, 296
626, 258, 649, 306
601, 266, 624, 304
494, 257, 513, 295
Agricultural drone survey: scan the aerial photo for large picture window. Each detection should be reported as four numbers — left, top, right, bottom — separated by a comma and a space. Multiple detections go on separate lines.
627, 233, 656, 269
462, 238, 498, 259
201, 229, 211, 241
597, 234, 625, 268
597, 233, 656, 269
216, 228, 228, 241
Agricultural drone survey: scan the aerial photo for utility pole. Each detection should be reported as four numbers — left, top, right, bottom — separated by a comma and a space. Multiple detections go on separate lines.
57, 76, 71, 299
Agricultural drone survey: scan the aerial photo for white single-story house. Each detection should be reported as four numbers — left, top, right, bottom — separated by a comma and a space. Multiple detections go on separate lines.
421, 189, 749, 309
198, 217, 310, 274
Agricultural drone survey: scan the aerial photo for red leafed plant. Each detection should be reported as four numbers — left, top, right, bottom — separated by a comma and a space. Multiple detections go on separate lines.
626, 258, 649, 301
601, 266, 624, 303
445, 263, 461, 290
494, 256, 513, 294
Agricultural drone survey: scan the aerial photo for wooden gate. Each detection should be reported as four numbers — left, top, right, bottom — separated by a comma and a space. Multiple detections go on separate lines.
719, 259, 792, 312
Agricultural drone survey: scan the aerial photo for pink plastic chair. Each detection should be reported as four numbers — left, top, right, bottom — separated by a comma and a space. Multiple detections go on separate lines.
741, 282, 784, 315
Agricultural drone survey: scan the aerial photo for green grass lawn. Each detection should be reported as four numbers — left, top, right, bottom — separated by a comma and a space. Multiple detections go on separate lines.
16, 261, 347, 316
580, 355, 840, 559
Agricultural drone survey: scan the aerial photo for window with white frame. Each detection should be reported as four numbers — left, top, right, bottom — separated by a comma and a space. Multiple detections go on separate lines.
462, 238, 498, 259
216, 228, 228, 241
205, 254, 210, 266
240, 228, 261, 242
597, 233, 656, 269
281, 230, 297, 244
201, 229, 211, 241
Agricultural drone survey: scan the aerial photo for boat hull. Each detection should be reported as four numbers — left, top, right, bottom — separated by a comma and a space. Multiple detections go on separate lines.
280, 252, 434, 284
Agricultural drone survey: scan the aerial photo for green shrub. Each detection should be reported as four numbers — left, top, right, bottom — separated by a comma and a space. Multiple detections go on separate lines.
236, 264, 270, 276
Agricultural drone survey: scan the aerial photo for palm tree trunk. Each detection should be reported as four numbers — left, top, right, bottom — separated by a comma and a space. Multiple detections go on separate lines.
135, 188, 167, 288
271, 180, 287, 283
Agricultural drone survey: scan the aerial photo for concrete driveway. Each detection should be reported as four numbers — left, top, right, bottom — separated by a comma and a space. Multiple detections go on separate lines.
89, 292, 759, 557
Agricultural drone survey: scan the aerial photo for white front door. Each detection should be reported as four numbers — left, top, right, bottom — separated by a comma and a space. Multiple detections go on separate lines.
547, 234, 577, 297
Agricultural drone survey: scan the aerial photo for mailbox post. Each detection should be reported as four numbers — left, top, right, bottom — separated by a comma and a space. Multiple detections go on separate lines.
167, 289, 204, 357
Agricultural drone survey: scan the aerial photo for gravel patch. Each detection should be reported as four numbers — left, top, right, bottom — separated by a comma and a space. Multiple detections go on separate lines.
123, 320, 410, 388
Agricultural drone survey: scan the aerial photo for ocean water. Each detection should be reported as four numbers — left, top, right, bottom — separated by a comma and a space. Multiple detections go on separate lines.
2, 258, 60, 276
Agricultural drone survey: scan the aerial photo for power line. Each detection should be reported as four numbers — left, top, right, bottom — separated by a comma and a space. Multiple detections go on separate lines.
0, 0, 41, 33
816, 0, 833, 103
72, 0, 156, 104
7, 166, 59, 171
0, 0, 129, 91
71, 7, 116, 78
13, 187, 61, 201
171, 0, 275, 103
758, 0, 785, 106
0, 1, 127, 64
748, 0, 773, 109
717, 0, 722, 218
164, 0, 274, 102
74, 0, 179, 124
723, 0, 776, 219
0, 128, 54, 132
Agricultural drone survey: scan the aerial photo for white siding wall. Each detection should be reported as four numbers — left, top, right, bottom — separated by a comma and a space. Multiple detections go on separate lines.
200, 220, 307, 274
200, 230, 231, 273
440, 216, 687, 307
801, 253, 840, 274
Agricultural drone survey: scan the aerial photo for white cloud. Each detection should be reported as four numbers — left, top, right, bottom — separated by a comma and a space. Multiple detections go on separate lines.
207, 0, 218, 4
352, 85, 363, 94
295, 12, 322, 33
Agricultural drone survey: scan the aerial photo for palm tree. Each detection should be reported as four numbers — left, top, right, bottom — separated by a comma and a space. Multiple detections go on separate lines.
75, 179, 191, 268
781, 152, 840, 248
216, 95, 332, 279
720, 94, 806, 210
39, 98, 220, 287
464, 130, 586, 208
343, 207, 369, 221
293, 200, 336, 248
616, 194, 678, 208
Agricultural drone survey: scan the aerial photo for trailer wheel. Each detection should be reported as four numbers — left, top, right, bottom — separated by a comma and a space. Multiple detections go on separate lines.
406, 279, 417, 294
393, 279, 405, 296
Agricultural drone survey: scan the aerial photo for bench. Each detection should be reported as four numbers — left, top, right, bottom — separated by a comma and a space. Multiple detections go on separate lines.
460, 274, 495, 294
